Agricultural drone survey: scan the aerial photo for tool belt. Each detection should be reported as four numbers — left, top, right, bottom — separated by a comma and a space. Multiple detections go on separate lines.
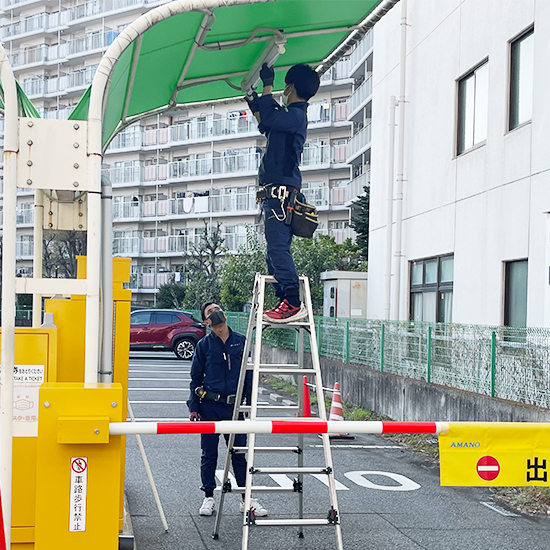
195, 386, 236, 405
256, 184, 290, 202
257, 185, 319, 239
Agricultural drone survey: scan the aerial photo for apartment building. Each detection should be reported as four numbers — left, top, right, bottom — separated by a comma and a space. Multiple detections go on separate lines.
0, 0, 373, 305
368, 0, 549, 327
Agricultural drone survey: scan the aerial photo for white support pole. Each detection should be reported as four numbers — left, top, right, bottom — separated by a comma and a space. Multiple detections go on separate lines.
100, 176, 113, 383
384, 96, 397, 320
391, 0, 408, 320
0, 43, 19, 549
33, 189, 44, 327
128, 401, 169, 531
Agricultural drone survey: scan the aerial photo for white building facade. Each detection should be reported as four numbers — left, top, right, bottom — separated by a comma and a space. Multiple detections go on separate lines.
368, 0, 549, 327
0, 0, 374, 305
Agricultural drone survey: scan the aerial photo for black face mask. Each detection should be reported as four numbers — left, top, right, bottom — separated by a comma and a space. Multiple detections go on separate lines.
207, 310, 226, 327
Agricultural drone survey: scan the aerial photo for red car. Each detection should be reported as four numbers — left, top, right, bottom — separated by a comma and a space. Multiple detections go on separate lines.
130, 309, 205, 360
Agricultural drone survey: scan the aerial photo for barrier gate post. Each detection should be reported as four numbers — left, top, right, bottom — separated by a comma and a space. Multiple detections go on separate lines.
34, 383, 123, 549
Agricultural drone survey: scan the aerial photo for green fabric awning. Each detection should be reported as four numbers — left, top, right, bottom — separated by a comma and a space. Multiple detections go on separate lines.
0, 81, 41, 118
68, 0, 385, 149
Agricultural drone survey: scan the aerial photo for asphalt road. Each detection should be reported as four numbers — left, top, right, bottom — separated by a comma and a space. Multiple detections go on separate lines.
125, 351, 550, 550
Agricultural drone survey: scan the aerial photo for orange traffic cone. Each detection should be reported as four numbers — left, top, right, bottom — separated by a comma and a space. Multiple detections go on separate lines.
328, 382, 355, 441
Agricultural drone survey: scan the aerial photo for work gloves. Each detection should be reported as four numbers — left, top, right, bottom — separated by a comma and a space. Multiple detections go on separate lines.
260, 63, 275, 86
245, 91, 259, 113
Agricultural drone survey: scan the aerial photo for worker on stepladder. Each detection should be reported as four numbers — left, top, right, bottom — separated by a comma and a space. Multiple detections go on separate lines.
246, 63, 320, 323
188, 301, 268, 517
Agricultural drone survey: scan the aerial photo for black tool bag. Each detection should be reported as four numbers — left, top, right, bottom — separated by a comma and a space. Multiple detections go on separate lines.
289, 194, 319, 238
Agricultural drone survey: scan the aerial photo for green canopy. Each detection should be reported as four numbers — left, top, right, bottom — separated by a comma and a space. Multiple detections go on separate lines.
69, 0, 385, 149
0, 81, 41, 118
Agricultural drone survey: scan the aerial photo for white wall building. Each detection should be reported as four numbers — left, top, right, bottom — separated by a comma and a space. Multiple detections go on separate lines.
368, 0, 548, 327
0, 0, 374, 305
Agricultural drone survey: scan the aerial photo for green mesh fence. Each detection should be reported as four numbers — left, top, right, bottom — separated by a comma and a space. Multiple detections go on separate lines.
188, 308, 550, 408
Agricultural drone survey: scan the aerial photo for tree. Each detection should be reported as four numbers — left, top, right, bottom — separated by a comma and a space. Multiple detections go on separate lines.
182, 221, 225, 310
43, 230, 87, 278
291, 234, 364, 313
156, 282, 186, 309
220, 226, 266, 311
349, 185, 370, 263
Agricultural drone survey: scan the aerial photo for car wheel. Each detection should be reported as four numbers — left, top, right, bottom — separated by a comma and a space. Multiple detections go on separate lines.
174, 338, 195, 360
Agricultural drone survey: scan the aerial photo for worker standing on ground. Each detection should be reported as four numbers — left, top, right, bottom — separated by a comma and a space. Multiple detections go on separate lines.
187, 301, 268, 517
246, 63, 320, 323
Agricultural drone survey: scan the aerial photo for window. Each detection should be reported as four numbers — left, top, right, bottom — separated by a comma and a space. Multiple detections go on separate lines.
410, 255, 454, 323
457, 61, 489, 154
131, 312, 151, 325
509, 28, 534, 130
154, 313, 180, 325
504, 260, 528, 327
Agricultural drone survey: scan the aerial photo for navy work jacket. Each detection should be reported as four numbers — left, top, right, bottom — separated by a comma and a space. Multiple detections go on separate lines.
256, 94, 308, 190
187, 328, 251, 413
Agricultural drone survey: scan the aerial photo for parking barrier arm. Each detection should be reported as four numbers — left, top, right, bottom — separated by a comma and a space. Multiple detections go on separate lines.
109, 420, 449, 436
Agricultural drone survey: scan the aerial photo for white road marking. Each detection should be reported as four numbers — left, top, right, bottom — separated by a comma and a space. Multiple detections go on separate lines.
310, 473, 349, 490
128, 388, 187, 391
129, 378, 190, 381
309, 444, 403, 449
344, 471, 420, 491
129, 370, 190, 374
129, 401, 188, 404
480, 502, 519, 517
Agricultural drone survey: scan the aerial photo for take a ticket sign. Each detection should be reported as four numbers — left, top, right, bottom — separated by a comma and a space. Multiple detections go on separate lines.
440, 422, 550, 486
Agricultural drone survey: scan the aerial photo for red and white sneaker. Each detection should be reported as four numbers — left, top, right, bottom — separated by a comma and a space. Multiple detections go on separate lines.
263, 299, 307, 323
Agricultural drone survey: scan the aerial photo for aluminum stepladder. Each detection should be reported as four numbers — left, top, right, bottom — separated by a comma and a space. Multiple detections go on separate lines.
213, 273, 343, 550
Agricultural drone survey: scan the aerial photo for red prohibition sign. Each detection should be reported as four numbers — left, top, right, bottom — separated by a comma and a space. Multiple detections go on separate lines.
71, 457, 87, 474
476, 455, 500, 481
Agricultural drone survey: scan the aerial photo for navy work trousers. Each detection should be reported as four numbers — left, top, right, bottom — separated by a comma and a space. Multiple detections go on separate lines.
198, 400, 247, 494
262, 197, 299, 299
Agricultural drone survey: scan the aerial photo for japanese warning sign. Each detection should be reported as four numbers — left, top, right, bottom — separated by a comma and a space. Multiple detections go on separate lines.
69, 457, 88, 532
440, 422, 550, 486
13, 364, 45, 423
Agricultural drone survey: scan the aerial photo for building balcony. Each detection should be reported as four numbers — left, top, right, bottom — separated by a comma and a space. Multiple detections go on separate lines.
1, 0, 150, 41
112, 191, 258, 222
347, 75, 372, 120
114, 227, 256, 259
319, 58, 352, 89
106, 102, 350, 155
348, 30, 373, 78
16, 208, 34, 226
128, 271, 178, 292
22, 65, 97, 99
317, 226, 356, 245
344, 170, 370, 206
346, 123, 371, 164
16, 240, 33, 259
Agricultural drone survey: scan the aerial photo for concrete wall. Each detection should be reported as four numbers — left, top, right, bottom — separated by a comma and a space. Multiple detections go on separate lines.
261, 345, 550, 423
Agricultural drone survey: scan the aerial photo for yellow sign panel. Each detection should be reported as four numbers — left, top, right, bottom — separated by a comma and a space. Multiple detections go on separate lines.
440, 422, 550, 486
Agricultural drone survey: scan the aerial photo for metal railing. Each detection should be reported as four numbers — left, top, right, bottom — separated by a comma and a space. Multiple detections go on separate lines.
347, 123, 372, 159
348, 75, 372, 115
344, 171, 370, 202
222, 314, 550, 410
349, 30, 373, 71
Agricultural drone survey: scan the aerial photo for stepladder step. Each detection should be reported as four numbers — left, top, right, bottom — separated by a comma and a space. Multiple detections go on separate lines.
232, 446, 302, 454
250, 466, 332, 475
